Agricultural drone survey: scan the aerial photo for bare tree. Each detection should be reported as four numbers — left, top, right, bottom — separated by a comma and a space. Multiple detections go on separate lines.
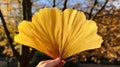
0, 0, 36, 67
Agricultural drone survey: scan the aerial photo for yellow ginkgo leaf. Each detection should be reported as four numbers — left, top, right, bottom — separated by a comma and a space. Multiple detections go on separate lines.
8, 5, 13, 11
14, 8, 103, 59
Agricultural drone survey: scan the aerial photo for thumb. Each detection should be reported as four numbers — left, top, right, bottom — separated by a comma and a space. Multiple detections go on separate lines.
48, 57, 61, 67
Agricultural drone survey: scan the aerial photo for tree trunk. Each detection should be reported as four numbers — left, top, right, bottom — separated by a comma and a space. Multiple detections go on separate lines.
19, 58, 29, 67
18, 0, 33, 67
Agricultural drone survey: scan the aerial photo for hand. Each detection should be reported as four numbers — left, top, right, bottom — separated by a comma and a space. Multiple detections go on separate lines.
36, 57, 65, 67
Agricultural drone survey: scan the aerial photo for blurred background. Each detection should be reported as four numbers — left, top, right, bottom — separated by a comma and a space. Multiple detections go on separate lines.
0, 0, 120, 67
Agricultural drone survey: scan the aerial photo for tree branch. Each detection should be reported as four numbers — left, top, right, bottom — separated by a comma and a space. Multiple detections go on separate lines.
52, 0, 56, 7
92, 0, 109, 20
62, 0, 68, 10
56, 0, 63, 7
0, 10, 20, 60
22, 0, 32, 21
22, 0, 27, 20
26, 0, 32, 21
89, 0, 98, 19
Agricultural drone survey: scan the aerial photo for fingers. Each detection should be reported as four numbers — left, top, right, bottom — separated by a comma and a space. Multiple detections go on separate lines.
47, 57, 61, 67
59, 60, 66, 66
36, 57, 65, 67
39, 60, 52, 65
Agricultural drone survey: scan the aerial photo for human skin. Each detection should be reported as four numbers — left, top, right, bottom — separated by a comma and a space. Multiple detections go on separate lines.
36, 57, 65, 67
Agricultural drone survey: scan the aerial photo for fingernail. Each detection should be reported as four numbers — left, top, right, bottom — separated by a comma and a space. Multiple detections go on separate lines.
55, 57, 60, 61
60, 60, 65, 64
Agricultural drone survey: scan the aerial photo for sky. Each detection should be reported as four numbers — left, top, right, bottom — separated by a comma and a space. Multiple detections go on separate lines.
0, 0, 120, 24
113, 0, 120, 9
32, 0, 120, 13
36, 0, 120, 9
32, 0, 87, 13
